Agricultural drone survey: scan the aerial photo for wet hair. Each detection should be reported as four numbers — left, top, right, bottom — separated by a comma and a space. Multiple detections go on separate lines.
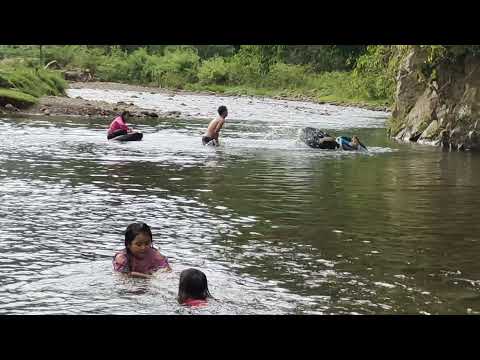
120, 111, 130, 120
217, 105, 228, 117
177, 268, 212, 304
124, 222, 153, 272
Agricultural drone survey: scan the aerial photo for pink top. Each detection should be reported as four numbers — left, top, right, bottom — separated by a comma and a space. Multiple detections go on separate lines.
108, 116, 130, 135
113, 247, 170, 274
183, 298, 208, 307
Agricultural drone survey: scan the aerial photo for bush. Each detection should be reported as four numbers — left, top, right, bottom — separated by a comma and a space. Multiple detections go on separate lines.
352, 45, 410, 101
96, 48, 127, 82
307, 71, 358, 100
152, 47, 200, 88
197, 57, 229, 85
0, 64, 66, 99
227, 52, 262, 85
265, 62, 310, 88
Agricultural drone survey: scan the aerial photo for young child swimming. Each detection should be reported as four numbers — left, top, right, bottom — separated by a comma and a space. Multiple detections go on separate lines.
113, 222, 171, 278
177, 268, 212, 307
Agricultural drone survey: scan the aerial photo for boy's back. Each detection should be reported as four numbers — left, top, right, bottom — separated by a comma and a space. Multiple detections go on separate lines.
202, 105, 228, 146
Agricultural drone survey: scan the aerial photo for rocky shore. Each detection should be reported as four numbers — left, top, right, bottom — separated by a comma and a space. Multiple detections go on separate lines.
0, 81, 389, 120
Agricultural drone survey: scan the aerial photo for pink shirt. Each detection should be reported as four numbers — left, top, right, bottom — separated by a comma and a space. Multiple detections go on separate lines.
113, 247, 170, 274
183, 299, 208, 307
108, 116, 130, 135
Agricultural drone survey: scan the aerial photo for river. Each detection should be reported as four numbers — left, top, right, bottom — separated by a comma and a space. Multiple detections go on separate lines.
0, 87, 479, 314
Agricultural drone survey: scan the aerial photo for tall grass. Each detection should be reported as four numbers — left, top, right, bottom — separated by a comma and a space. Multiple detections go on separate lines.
0, 60, 67, 107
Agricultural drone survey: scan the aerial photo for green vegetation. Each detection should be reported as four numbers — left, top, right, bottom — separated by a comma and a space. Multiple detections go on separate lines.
0, 88, 38, 107
0, 45, 427, 109
0, 55, 66, 108
3, 45, 477, 110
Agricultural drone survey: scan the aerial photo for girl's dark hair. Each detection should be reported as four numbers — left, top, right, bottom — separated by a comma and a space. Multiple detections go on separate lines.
124, 222, 153, 272
177, 268, 212, 304
120, 111, 130, 119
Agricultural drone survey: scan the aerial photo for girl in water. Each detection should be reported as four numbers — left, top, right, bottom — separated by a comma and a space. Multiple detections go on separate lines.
107, 111, 132, 140
113, 222, 171, 278
177, 268, 212, 307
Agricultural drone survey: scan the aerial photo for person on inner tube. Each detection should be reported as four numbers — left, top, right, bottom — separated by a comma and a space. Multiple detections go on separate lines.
202, 105, 227, 146
348, 135, 362, 149
107, 111, 133, 140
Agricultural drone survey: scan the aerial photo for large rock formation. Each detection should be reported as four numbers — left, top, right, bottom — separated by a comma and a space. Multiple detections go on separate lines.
390, 47, 480, 151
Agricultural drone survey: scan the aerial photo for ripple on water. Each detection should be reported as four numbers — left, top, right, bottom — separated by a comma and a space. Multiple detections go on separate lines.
1, 89, 479, 314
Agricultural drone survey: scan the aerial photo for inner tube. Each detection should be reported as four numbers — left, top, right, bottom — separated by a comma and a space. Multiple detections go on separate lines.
299, 127, 339, 149
111, 132, 143, 142
335, 136, 367, 151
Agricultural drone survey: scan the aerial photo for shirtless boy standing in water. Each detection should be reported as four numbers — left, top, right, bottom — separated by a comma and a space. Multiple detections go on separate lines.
202, 105, 228, 146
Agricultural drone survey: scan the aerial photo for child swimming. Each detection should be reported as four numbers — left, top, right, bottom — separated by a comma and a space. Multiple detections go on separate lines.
113, 222, 171, 278
177, 268, 212, 307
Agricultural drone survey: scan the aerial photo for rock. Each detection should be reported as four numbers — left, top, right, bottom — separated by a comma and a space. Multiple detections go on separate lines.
117, 101, 127, 105
150, 92, 156, 94
64, 70, 83, 81
131, 95, 139, 98
44, 110, 50, 116
180, 103, 187, 106
113, 107, 118, 111
468, 130, 478, 142
5, 104, 18, 112
165, 111, 181, 117
390, 47, 480, 151
129, 103, 134, 106
141, 111, 158, 117
420, 120, 440, 140
167, 97, 174, 100
76, 96, 82, 99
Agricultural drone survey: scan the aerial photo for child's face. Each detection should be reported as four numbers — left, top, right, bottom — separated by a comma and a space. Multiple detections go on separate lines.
128, 232, 152, 258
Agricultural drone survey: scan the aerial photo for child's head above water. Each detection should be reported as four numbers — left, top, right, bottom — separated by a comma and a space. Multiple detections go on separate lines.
217, 105, 228, 118
178, 268, 212, 304
125, 222, 153, 258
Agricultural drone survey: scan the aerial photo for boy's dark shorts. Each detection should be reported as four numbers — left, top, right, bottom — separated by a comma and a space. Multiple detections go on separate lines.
202, 136, 216, 145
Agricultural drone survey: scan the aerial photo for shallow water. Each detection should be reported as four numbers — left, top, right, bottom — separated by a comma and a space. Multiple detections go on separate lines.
1, 88, 479, 314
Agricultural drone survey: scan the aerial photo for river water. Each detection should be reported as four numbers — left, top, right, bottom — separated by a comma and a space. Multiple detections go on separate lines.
0, 87, 479, 315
